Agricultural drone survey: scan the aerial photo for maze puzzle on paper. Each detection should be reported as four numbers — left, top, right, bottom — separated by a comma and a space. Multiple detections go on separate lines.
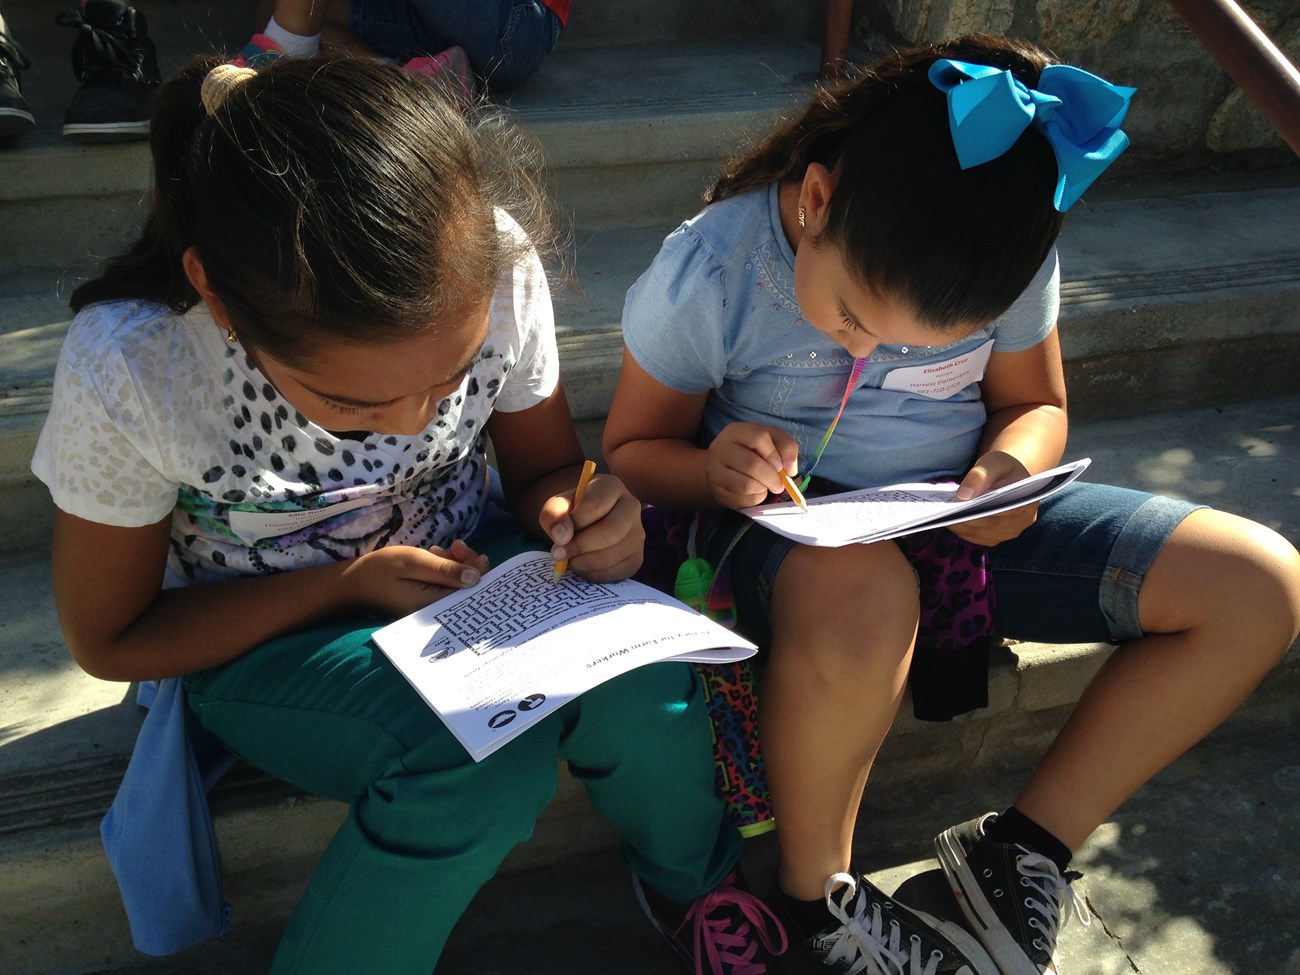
436, 557, 619, 655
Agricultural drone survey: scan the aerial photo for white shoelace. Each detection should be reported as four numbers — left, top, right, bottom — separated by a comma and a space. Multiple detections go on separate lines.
819, 873, 945, 975
1014, 852, 1090, 955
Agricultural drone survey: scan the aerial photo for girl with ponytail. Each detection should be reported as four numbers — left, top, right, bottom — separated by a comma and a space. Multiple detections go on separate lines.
36, 54, 786, 974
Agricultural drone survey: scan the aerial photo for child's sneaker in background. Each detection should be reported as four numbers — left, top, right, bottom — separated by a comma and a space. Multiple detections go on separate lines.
0, 20, 34, 139
229, 34, 284, 69
404, 45, 477, 106
57, 0, 160, 141
634, 870, 788, 974
935, 813, 1089, 975
804, 872, 1000, 975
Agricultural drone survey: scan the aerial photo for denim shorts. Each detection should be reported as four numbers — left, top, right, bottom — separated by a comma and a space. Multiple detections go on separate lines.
698, 482, 1203, 650
348, 0, 561, 89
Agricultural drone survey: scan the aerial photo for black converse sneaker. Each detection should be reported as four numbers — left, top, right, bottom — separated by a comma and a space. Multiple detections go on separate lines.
0, 21, 34, 139
634, 870, 789, 974
56, 0, 160, 141
805, 873, 999, 975
935, 813, 1089, 975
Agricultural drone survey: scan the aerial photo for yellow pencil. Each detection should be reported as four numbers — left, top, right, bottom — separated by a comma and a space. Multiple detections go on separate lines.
779, 469, 808, 513
552, 459, 598, 582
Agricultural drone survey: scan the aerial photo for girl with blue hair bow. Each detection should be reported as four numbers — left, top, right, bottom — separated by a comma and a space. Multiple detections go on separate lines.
606, 34, 1300, 975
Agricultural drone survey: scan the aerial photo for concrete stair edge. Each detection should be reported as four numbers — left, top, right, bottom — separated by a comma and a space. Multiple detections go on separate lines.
0, 37, 821, 262
8, 246, 1296, 482
0, 90, 809, 205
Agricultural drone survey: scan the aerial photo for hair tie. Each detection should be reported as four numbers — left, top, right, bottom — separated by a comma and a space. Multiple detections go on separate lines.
201, 63, 257, 116
927, 58, 1135, 211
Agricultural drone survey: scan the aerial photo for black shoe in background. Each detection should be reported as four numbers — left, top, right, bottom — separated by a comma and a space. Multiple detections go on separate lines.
57, 0, 160, 141
0, 22, 35, 139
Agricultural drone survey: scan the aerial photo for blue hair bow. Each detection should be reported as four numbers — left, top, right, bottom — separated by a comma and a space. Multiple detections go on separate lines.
928, 58, 1135, 211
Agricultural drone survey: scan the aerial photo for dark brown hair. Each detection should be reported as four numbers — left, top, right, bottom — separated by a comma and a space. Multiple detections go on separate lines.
709, 35, 1066, 331
72, 55, 557, 365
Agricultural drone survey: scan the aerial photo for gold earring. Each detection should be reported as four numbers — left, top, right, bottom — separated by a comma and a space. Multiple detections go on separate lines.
798, 206, 806, 228
226, 327, 237, 344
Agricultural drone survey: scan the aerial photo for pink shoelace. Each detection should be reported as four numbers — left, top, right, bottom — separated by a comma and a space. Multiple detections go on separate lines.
685, 875, 789, 975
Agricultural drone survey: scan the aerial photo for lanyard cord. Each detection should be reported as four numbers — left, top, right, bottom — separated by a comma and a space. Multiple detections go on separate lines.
797, 356, 867, 491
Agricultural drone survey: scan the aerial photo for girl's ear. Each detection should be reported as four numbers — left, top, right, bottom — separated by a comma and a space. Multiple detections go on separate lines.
181, 247, 236, 334
798, 162, 839, 235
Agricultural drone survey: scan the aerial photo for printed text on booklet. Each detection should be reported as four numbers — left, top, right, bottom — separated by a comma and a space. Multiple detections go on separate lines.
372, 552, 756, 760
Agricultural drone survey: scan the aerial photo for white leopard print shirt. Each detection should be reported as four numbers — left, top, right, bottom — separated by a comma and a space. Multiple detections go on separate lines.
33, 223, 558, 590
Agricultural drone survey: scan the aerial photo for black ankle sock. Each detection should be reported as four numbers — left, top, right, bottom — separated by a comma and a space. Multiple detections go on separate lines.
775, 885, 834, 941
985, 806, 1073, 874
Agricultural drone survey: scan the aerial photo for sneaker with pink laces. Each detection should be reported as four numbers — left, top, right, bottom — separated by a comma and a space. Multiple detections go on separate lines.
634, 870, 788, 975
403, 45, 477, 105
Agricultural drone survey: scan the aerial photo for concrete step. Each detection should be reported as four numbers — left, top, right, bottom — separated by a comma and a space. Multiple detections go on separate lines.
3, 395, 1297, 975
0, 0, 820, 270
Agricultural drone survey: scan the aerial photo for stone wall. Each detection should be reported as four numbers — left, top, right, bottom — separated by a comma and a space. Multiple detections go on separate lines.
853, 0, 1300, 165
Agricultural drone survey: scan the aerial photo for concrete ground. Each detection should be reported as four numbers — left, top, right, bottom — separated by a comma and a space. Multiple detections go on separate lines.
438, 716, 1300, 975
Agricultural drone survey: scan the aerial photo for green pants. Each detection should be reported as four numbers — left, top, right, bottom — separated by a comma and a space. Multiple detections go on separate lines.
185, 621, 740, 974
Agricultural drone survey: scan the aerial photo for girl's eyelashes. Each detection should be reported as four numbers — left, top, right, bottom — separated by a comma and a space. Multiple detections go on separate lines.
325, 401, 371, 416
838, 307, 863, 332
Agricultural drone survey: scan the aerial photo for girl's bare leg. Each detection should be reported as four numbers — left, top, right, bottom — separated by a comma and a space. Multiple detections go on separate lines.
263, 0, 327, 37
765, 540, 921, 900
1015, 509, 1300, 849
252, 0, 377, 58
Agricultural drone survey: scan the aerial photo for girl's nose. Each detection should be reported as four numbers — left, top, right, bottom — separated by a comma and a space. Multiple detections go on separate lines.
851, 336, 880, 358
386, 394, 436, 436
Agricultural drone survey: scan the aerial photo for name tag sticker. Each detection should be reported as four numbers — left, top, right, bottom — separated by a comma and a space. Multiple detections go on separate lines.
880, 339, 995, 400
228, 496, 375, 545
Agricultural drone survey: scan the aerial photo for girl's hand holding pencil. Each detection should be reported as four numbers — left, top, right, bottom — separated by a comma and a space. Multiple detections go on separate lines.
706, 422, 803, 509
551, 460, 596, 582
543, 460, 646, 583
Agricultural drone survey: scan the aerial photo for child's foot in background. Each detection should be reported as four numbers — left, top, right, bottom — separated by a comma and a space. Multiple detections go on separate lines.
404, 45, 477, 106
57, 0, 160, 142
229, 34, 284, 69
0, 19, 34, 139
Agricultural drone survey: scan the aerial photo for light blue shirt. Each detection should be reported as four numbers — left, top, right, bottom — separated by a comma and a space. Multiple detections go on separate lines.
622, 184, 1059, 488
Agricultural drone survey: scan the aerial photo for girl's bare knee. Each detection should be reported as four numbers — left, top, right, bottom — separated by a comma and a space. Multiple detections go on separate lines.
771, 541, 920, 675
1141, 509, 1300, 650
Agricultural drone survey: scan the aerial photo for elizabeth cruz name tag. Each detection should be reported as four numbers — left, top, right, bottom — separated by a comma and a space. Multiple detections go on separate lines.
880, 339, 994, 399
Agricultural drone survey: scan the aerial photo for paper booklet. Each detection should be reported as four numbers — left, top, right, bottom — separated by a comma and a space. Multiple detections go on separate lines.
372, 551, 757, 761
741, 458, 1091, 548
